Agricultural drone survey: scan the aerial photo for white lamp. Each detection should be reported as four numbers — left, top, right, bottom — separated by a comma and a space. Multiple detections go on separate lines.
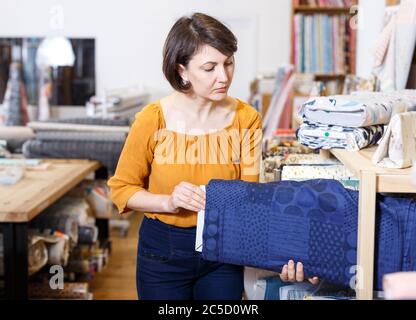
36, 36, 75, 67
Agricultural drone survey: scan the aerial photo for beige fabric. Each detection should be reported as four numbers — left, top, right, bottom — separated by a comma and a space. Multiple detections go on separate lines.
0, 126, 35, 140
372, 112, 416, 169
28, 235, 48, 276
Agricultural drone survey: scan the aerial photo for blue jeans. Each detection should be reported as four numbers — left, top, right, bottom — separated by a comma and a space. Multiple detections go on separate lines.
137, 217, 244, 300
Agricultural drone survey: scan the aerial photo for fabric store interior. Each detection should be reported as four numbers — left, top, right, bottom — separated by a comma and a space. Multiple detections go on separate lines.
1, 0, 416, 301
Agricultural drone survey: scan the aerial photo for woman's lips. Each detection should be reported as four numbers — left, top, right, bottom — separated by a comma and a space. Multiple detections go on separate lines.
214, 87, 227, 93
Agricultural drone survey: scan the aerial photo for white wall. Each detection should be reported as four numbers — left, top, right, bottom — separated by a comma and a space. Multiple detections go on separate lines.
0, 0, 292, 102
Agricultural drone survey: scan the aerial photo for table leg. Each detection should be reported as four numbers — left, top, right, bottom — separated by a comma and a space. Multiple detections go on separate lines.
2, 223, 28, 300
356, 171, 377, 300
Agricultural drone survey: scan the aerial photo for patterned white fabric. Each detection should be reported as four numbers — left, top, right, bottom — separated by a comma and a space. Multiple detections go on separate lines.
297, 122, 385, 151
372, 112, 416, 169
299, 91, 416, 127
281, 165, 356, 181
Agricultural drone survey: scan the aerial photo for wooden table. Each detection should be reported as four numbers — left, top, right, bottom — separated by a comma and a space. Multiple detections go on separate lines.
0, 159, 101, 299
327, 147, 415, 300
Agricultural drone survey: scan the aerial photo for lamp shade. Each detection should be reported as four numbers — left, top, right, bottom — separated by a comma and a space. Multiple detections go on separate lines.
36, 36, 75, 67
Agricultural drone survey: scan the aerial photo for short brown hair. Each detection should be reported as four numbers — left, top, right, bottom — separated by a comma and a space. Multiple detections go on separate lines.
162, 13, 238, 92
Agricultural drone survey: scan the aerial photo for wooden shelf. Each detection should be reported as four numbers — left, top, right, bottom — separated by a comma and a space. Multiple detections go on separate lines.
0, 159, 101, 222
293, 6, 354, 14
330, 147, 414, 193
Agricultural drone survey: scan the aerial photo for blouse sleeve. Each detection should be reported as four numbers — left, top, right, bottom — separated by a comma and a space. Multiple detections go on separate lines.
240, 109, 263, 183
107, 106, 159, 214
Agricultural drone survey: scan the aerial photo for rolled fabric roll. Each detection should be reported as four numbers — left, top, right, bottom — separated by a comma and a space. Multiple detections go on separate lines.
28, 235, 48, 276
48, 236, 70, 267
0, 126, 35, 140
0, 126, 35, 151
47, 117, 130, 127
202, 179, 416, 289
22, 139, 124, 172
78, 226, 98, 244
33, 233, 70, 267
30, 214, 78, 245
36, 130, 127, 143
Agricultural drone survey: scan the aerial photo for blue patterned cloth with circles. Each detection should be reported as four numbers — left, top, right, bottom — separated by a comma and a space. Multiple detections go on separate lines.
202, 179, 416, 290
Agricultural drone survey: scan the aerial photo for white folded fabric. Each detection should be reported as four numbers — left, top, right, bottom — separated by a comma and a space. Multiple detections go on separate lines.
300, 91, 416, 127
372, 112, 416, 169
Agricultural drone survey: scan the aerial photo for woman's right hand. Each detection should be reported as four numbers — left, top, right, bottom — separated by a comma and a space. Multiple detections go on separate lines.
166, 182, 206, 213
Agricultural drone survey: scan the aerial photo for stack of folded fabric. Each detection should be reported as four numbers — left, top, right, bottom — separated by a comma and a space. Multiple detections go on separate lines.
262, 132, 316, 182
263, 153, 359, 190
297, 90, 416, 151
22, 118, 130, 172
201, 179, 416, 290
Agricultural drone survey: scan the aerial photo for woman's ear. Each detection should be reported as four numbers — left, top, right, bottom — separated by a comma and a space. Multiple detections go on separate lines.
177, 64, 188, 83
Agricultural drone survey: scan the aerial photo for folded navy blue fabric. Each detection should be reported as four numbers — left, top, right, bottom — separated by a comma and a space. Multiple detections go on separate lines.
203, 179, 416, 289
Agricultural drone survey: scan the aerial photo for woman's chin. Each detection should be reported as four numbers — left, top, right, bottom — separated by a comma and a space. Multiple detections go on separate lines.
209, 92, 228, 101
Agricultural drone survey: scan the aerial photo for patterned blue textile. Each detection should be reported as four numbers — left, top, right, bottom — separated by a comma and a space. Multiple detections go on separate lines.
202, 179, 416, 290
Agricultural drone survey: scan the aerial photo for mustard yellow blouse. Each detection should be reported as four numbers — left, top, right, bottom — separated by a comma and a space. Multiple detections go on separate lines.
108, 99, 262, 228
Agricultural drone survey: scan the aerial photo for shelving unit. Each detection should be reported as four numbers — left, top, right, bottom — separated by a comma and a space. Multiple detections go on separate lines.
0, 159, 101, 299
321, 147, 414, 300
291, 0, 358, 82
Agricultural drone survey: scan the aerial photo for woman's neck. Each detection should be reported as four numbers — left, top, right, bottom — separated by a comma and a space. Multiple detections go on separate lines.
172, 92, 228, 122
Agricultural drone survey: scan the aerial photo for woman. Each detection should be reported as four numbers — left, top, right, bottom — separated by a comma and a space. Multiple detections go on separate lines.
108, 12, 317, 300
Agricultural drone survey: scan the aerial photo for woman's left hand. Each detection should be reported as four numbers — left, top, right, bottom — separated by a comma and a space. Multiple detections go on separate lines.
279, 260, 320, 285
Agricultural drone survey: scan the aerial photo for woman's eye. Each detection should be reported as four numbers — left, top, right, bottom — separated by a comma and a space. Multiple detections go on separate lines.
204, 61, 233, 72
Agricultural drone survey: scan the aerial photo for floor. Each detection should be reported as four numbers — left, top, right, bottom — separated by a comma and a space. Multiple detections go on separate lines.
90, 213, 143, 300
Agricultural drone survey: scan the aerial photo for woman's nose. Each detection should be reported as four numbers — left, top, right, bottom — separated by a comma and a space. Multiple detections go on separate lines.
216, 67, 229, 83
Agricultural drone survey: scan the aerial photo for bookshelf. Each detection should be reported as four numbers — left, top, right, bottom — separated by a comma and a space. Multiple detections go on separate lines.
291, 0, 358, 82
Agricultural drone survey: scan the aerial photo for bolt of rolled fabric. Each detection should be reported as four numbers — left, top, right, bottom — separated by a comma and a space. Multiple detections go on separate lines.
202, 179, 416, 290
